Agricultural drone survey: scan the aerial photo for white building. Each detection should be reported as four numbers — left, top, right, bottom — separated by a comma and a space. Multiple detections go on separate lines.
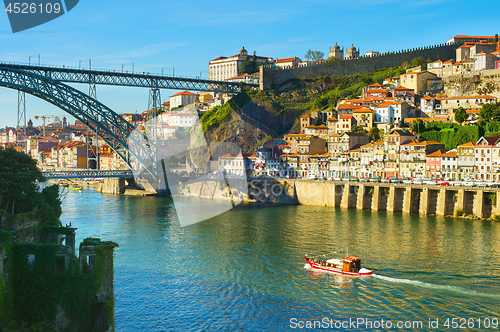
169, 91, 199, 109
374, 101, 414, 124
440, 149, 458, 180
208, 47, 273, 81
474, 137, 497, 180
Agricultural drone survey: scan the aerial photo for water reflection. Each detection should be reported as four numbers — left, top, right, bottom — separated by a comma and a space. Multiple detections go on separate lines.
60, 190, 500, 331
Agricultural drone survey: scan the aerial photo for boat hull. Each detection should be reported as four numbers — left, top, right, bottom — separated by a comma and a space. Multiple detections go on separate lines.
304, 256, 374, 276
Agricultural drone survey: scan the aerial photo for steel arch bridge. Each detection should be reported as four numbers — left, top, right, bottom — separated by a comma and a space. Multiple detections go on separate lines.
0, 65, 157, 178
0, 62, 253, 92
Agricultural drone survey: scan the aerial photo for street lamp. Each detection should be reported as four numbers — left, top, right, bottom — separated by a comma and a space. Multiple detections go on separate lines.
29, 54, 40, 65
162, 66, 174, 76
199, 71, 204, 78
122, 62, 134, 73
79, 59, 91, 70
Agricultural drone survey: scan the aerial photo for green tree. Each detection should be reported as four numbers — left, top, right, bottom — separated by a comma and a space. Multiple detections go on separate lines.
0, 147, 44, 214
495, 34, 499, 44
362, 76, 374, 85
304, 49, 325, 61
454, 107, 467, 124
401, 61, 410, 69
410, 119, 425, 136
239, 56, 251, 74
368, 127, 380, 141
479, 103, 496, 121
326, 56, 340, 63
411, 56, 426, 67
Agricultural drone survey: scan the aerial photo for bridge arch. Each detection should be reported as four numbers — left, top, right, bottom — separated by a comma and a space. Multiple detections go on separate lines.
0, 65, 156, 178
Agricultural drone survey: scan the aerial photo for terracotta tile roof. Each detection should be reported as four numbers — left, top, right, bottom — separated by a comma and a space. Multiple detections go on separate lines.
338, 104, 363, 110
427, 149, 447, 157
457, 142, 476, 147
441, 151, 457, 157
353, 108, 374, 113
340, 114, 353, 119
275, 57, 300, 63
300, 115, 310, 118
394, 86, 414, 91
170, 90, 198, 97
368, 83, 383, 87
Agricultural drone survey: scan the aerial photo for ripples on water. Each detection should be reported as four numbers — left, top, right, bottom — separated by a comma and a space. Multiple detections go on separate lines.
60, 189, 500, 331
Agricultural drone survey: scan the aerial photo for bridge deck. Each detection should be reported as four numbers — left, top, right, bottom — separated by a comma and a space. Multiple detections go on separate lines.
0, 62, 256, 92
42, 170, 134, 179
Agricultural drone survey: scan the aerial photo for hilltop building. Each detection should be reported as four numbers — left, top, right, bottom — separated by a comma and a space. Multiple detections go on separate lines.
345, 44, 360, 60
208, 47, 273, 81
328, 43, 344, 60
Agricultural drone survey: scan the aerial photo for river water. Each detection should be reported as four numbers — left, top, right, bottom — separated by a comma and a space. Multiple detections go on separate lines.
60, 188, 500, 331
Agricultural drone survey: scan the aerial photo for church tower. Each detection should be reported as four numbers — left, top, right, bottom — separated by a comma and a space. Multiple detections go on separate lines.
328, 43, 344, 60
345, 44, 360, 60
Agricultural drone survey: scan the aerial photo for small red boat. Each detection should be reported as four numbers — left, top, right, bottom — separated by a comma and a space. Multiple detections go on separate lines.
304, 254, 374, 276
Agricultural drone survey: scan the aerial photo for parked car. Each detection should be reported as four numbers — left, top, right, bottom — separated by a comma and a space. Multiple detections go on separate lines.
360, 178, 369, 182
412, 178, 424, 185
402, 177, 412, 184
333, 177, 342, 181
350, 177, 359, 182
342, 177, 350, 182
489, 183, 500, 188
439, 181, 450, 186
463, 181, 475, 187
381, 178, 390, 183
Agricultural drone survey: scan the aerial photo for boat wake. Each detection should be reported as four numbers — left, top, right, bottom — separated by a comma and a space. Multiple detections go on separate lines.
374, 274, 500, 299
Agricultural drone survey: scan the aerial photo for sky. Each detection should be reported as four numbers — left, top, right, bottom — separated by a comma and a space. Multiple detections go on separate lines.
0, 0, 499, 128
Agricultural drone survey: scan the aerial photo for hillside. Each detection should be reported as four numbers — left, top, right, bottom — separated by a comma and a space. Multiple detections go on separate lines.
199, 66, 405, 155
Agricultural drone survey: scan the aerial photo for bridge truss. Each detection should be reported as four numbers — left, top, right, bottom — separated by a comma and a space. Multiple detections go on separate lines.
0, 63, 251, 92
0, 65, 157, 178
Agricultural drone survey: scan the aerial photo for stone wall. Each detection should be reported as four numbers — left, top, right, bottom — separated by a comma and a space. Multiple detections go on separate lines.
443, 68, 500, 99
260, 43, 461, 89
178, 179, 500, 220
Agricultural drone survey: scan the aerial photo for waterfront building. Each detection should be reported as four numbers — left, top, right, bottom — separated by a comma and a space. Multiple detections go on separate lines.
457, 142, 475, 180
218, 153, 253, 176
474, 136, 498, 180
426, 149, 446, 178
399, 140, 444, 178
440, 149, 458, 180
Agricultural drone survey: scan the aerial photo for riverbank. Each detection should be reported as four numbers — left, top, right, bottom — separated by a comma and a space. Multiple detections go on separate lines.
176, 178, 500, 221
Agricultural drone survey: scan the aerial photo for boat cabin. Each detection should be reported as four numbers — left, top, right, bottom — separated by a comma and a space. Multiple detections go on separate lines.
342, 256, 361, 272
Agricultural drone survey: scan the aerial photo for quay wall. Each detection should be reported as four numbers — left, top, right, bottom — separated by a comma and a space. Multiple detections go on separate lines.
279, 180, 500, 220
177, 178, 500, 220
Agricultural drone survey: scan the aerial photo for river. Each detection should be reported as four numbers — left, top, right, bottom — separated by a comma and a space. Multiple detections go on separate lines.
60, 187, 500, 331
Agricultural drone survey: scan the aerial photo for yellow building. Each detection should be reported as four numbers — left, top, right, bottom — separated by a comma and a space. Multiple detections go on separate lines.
400, 70, 439, 94
352, 108, 376, 130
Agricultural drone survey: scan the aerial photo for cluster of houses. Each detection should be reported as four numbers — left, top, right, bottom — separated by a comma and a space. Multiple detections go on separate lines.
219, 129, 500, 182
